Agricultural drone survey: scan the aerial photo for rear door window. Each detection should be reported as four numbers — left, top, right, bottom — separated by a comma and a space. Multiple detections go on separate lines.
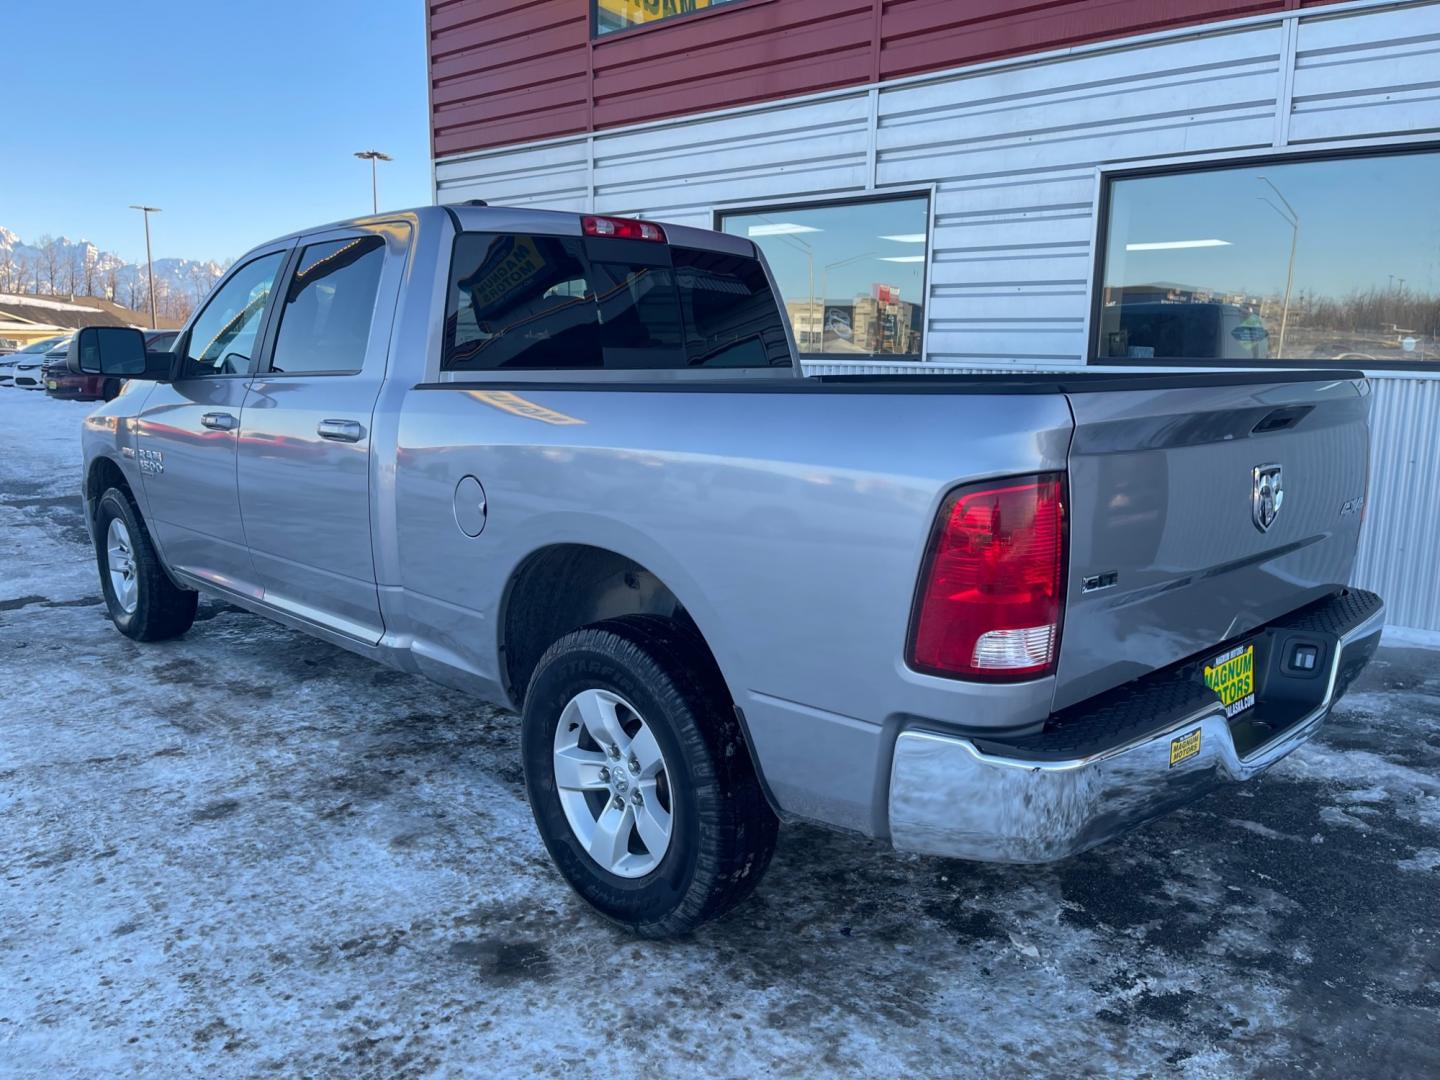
268, 236, 386, 375
442, 232, 789, 371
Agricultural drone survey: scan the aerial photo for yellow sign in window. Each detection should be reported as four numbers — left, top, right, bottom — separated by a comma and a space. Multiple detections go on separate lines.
596, 0, 734, 33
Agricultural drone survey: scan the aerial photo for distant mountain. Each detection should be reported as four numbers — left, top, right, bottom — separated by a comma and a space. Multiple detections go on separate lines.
0, 225, 227, 319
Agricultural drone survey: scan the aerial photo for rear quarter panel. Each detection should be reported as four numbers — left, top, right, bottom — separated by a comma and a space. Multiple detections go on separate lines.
391, 384, 1072, 832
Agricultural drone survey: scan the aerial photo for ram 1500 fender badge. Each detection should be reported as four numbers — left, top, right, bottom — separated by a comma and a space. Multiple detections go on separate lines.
136, 448, 164, 476
1252, 463, 1283, 532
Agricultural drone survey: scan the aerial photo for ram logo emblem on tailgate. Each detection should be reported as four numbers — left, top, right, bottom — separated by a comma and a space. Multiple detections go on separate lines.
1252, 463, 1284, 533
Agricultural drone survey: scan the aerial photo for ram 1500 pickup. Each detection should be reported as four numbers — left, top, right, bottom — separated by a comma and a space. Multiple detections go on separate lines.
70, 205, 1384, 935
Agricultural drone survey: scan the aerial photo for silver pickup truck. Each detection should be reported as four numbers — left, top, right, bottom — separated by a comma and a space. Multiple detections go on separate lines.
70, 205, 1384, 935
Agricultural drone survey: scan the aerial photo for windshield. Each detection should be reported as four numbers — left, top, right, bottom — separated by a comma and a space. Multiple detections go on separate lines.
19, 337, 63, 354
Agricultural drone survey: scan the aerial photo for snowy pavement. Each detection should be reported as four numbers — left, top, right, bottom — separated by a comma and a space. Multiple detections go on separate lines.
1, 386, 1437, 1078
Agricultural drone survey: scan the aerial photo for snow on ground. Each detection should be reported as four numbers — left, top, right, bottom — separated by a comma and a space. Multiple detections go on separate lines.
1, 387, 1437, 1077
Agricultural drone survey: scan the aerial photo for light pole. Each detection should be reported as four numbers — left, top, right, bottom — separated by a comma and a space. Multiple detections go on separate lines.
820, 252, 876, 312
1256, 176, 1299, 358
129, 205, 161, 329
354, 150, 392, 214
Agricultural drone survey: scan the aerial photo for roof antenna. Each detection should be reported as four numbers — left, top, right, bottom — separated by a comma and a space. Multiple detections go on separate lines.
461, 199, 488, 207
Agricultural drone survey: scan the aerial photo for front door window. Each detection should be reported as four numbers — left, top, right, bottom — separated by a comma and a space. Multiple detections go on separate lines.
181, 252, 286, 377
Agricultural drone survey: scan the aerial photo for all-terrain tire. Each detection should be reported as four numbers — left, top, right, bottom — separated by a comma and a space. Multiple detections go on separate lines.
521, 614, 778, 936
95, 486, 198, 641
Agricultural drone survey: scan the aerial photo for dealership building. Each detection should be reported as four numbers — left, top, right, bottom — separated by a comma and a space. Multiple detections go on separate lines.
427, 0, 1440, 639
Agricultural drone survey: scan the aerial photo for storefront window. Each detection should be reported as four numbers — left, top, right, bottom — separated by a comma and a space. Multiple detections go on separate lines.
594, 0, 747, 36
719, 195, 929, 360
1096, 148, 1440, 366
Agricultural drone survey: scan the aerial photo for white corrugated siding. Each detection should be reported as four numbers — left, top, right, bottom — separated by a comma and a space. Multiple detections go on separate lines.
1355, 375, 1440, 632
435, 0, 1440, 632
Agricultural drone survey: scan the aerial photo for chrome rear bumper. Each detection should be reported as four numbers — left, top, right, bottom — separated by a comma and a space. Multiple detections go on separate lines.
888, 592, 1385, 863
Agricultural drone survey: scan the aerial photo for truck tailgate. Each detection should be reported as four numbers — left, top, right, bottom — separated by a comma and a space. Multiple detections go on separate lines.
1055, 375, 1370, 711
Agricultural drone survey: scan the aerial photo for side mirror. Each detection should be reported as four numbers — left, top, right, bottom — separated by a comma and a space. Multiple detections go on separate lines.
68, 326, 169, 381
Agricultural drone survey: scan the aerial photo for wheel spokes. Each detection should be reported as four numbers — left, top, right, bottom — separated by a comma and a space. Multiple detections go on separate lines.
628, 725, 665, 779
553, 687, 673, 878
587, 800, 634, 868
106, 518, 139, 613
576, 690, 629, 753
632, 787, 672, 854
552, 745, 610, 791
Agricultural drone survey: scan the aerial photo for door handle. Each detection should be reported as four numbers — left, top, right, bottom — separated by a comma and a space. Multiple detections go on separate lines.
200, 412, 237, 431
317, 419, 364, 443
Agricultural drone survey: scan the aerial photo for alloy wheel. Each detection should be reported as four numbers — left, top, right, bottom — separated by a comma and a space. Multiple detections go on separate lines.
552, 688, 673, 878
106, 517, 139, 614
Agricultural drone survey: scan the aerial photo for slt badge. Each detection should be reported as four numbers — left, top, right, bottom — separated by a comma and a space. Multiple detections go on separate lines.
1252, 463, 1283, 533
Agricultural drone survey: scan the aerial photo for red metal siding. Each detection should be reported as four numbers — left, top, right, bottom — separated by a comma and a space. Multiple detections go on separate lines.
592, 1, 875, 128
430, 0, 590, 157
428, 0, 1300, 157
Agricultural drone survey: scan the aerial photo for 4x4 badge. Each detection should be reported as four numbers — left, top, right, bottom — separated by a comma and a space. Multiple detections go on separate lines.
1252, 463, 1283, 532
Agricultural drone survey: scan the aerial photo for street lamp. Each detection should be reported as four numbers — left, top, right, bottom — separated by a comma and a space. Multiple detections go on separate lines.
128, 205, 161, 329
1256, 175, 1299, 358
820, 252, 876, 310
354, 150, 392, 214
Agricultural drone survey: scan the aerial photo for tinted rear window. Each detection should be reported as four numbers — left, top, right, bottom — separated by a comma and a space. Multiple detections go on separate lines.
442, 233, 790, 371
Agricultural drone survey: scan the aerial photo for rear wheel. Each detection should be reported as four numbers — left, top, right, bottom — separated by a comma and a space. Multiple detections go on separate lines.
95, 487, 197, 641
101, 378, 121, 402
521, 616, 778, 936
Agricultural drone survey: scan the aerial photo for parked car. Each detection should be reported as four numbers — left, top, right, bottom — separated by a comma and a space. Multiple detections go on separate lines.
8, 335, 69, 389
71, 205, 1383, 935
46, 329, 175, 402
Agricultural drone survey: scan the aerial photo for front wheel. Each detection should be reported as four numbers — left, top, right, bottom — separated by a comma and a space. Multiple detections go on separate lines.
521, 616, 778, 936
95, 487, 197, 641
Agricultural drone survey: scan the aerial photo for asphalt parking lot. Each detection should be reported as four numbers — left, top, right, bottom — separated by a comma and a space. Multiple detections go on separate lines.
2, 388, 1438, 1078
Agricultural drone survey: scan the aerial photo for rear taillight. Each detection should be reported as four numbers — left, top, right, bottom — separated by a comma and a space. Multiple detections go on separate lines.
582, 215, 666, 242
909, 473, 1067, 681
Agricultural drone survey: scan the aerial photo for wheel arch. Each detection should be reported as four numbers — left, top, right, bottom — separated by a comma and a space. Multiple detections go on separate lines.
500, 542, 785, 822
499, 542, 730, 709
85, 455, 135, 531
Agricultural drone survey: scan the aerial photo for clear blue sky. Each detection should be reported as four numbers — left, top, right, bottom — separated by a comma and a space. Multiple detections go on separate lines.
2, 1, 431, 265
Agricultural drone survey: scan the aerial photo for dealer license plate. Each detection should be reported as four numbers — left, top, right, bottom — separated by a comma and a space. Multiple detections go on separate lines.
1203, 642, 1256, 719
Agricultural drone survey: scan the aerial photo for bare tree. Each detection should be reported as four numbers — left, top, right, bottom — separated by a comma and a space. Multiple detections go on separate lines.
188, 262, 215, 307
82, 246, 98, 297
0, 250, 15, 293
37, 236, 61, 295
14, 254, 34, 295
103, 264, 119, 302
125, 273, 144, 312
60, 247, 81, 298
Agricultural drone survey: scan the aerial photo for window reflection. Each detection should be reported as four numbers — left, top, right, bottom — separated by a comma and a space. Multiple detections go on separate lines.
442, 234, 790, 370
595, 0, 746, 36
1098, 150, 1440, 364
721, 197, 929, 361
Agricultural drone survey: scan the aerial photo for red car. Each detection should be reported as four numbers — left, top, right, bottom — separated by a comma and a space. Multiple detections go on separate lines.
45, 329, 177, 402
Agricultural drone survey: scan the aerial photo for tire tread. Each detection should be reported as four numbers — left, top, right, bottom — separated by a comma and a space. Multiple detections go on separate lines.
97, 486, 197, 642
524, 614, 778, 936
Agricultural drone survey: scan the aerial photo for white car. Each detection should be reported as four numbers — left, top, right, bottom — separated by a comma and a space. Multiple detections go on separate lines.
3, 336, 68, 389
